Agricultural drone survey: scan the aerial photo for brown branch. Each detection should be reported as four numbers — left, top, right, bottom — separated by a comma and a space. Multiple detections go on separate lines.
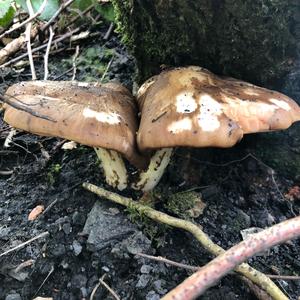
162, 217, 300, 300
0, 26, 38, 65
82, 183, 288, 300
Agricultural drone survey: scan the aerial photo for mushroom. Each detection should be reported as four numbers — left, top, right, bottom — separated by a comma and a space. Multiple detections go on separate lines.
133, 66, 300, 191
3, 80, 146, 190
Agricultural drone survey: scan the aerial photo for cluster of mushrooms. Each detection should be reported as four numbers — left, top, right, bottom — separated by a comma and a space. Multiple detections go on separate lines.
3, 66, 300, 191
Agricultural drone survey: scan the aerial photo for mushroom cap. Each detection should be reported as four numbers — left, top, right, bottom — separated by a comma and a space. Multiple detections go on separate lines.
137, 66, 300, 151
3, 80, 145, 168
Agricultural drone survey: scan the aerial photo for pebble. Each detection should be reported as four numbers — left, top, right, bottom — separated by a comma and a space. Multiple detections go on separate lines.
140, 265, 152, 274
5, 293, 22, 300
136, 274, 151, 288
146, 291, 160, 300
72, 240, 82, 256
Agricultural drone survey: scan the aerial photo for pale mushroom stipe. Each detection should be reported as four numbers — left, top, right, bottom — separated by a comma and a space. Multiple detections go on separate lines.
3, 80, 146, 190
134, 66, 300, 191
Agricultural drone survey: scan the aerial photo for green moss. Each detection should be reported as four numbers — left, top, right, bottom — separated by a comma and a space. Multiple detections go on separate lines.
125, 200, 169, 247
112, 0, 299, 85
164, 190, 203, 220
47, 163, 62, 185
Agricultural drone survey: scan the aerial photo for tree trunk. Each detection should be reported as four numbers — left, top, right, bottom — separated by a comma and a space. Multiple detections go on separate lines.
112, 0, 299, 86
112, 0, 300, 178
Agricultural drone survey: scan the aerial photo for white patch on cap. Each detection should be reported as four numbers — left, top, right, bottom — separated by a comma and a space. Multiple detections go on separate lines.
176, 92, 197, 113
168, 118, 192, 133
269, 98, 291, 111
197, 94, 222, 131
83, 107, 120, 124
243, 88, 260, 96
77, 82, 90, 87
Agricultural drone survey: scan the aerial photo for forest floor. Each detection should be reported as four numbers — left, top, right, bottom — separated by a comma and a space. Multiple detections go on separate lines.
1, 22, 300, 300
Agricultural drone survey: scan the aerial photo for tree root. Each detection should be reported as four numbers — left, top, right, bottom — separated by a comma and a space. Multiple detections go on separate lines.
82, 182, 288, 300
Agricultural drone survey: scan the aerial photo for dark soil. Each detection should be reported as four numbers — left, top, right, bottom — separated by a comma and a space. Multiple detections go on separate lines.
1, 23, 300, 300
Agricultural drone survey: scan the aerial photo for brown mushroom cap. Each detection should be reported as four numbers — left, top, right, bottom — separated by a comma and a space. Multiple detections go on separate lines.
137, 66, 300, 151
3, 80, 145, 168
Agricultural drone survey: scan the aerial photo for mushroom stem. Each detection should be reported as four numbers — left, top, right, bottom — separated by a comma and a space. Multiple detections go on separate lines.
94, 148, 128, 191
132, 148, 173, 191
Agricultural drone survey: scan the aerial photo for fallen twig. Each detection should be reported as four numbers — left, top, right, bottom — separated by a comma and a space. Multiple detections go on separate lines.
25, 0, 37, 80
137, 252, 198, 272
0, 231, 49, 258
43, 26, 54, 80
0, 170, 13, 175
90, 274, 120, 300
0, 27, 80, 68
71, 45, 80, 81
104, 22, 114, 40
41, 0, 76, 32
162, 217, 300, 300
82, 183, 288, 300
0, 26, 38, 65
0, 0, 47, 40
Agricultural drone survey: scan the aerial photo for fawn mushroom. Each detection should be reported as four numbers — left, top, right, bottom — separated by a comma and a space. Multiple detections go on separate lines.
133, 66, 300, 191
3, 80, 145, 190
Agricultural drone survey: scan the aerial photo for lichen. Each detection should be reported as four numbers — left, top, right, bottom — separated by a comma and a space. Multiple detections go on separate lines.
112, 0, 299, 86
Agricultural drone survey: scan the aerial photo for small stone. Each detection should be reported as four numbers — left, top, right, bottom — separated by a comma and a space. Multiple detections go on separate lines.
5, 293, 22, 300
146, 291, 160, 300
49, 244, 66, 257
140, 265, 152, 274
71, 274, 87, 289
136, 274, 151, 288
62, 223, 72, 235
72, 211, 86, 226
153, 280, 167, 295
72, 240, 82, 256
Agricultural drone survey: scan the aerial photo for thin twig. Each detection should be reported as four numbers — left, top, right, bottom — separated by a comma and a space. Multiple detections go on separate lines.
66, 3, 95, 27
82, 183, 288, 300
0, 231, 49, 258
138, 253, 300, 281
42, 198, 58, 216
100, 54, 114, 82
0, 0, 47, 39
33, 265, 54, 298
25, 0, 37, 80
0, 170, 13, 175
41, 0, 76, 32
71, 45, 80, 81
99, 276, 120, 300
0, 27, 80, 68
137, 252, 198, 272
267, 274, 300, 281
90, 274, 120, 300
104, 22, 114, 40
43, 26, 54, 80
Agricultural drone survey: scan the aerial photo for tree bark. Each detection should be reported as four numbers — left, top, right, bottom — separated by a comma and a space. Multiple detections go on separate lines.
112, 0, 299, 86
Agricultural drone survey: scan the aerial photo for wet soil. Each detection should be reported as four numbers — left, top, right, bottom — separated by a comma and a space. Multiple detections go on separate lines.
1, 24, 300, 300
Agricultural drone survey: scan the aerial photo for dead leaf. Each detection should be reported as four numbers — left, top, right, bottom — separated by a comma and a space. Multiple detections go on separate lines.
61, 141, 77, 150
285, 186, 300, 201
28, 205, 44, 221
